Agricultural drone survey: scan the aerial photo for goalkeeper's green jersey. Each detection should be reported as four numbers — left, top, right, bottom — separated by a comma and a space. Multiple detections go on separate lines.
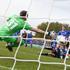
0, 15, 32, 36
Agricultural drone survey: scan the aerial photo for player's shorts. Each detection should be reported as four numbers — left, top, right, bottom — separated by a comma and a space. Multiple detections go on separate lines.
0, 37, 17, 43
0, 31, 17, 42
0, 31, 25, 45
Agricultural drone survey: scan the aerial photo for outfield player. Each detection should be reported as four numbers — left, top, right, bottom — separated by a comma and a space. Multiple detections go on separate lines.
57, 25, 70, 48
26, 32, 33, 48
56, 25, 70, 58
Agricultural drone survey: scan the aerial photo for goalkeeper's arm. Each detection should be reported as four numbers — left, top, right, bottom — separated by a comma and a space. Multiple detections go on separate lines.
30, 27, 51, 35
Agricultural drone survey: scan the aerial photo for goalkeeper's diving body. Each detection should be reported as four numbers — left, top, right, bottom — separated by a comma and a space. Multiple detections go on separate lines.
0, 10, 50, 52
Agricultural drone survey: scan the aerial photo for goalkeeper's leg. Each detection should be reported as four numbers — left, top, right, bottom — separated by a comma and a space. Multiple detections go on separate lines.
0, 31, 18, 51
5, 37, 25, 52
0, 32, 24, 51
4, 38, 17, 52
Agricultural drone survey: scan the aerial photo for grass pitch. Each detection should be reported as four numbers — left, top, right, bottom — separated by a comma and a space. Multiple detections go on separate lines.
0, 42, 70, 70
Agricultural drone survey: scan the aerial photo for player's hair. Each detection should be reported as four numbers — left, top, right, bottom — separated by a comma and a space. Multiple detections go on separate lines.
20, 10, 28, 20
20, 10, 28, 16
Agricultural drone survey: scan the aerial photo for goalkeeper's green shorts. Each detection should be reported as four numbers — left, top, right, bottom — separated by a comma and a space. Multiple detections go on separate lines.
0, 31, 17, 43
0, 37, 17, 43
0, 31, 25, 45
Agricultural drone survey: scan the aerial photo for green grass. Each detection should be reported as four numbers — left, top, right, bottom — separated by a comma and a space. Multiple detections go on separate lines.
0, 42, 70, 70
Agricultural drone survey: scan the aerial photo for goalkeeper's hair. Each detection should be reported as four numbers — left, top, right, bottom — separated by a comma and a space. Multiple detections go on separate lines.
20, 10, 28, 17
20, 10, 28, 20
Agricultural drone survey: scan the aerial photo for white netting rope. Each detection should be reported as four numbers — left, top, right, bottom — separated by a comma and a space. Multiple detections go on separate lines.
11, 0, 33, 70
0, 0, 70, 70
11, 24, 27, 70
37, 0, 55, 70
0, 38, 70, 70
64, 42, 70, 70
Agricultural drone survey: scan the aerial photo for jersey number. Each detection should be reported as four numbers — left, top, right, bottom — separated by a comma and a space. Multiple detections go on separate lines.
7, 19, 18, 30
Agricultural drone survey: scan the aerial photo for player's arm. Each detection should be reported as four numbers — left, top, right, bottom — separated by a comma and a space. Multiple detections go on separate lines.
24, 22, 50, 35
30, 27, 50, 35
30, 27, 44, 33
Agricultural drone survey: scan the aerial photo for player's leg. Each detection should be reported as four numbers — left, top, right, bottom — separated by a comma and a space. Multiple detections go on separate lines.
0, 31, 14, 51
5, 38, 17, 52
0, 31, 24, 51
24, 40, 27, 47
6, 37, 25, 52
30, 40, 32, 48
6, 42, 14, 52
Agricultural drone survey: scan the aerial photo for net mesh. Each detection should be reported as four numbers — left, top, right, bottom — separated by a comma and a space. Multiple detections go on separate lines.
0, 0, 70, 70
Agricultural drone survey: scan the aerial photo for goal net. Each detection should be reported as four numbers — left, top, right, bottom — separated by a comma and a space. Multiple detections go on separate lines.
0, 0, 70, 70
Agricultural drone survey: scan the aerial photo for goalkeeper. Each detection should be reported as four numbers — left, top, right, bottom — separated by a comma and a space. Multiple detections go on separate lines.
0, 10, 50, 52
